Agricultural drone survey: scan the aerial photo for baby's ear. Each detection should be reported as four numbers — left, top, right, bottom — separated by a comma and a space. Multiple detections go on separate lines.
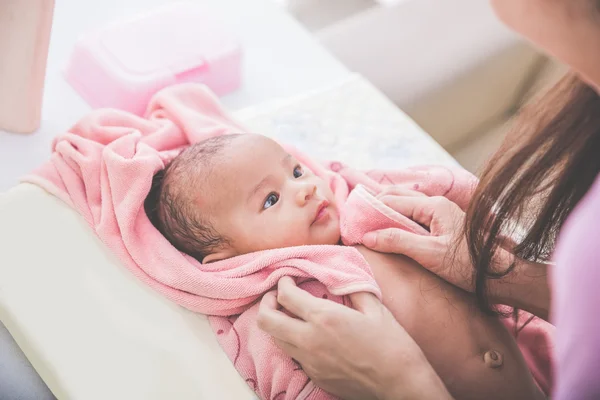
202, 249, 237, 264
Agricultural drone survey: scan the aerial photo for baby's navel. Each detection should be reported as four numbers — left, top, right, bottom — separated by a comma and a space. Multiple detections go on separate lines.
483, 349, 504, 369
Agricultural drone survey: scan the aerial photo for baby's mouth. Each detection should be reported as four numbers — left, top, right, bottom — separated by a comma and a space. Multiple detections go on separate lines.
312, 200, 330, 225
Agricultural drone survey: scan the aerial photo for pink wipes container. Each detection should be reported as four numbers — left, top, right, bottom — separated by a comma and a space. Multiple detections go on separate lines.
65, 2, 242, 115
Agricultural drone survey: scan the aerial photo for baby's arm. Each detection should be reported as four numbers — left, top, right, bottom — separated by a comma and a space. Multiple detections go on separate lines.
353, 245, 545, 400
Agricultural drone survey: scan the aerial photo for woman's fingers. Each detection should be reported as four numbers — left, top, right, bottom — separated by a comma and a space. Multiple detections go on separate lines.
273, 337, 304, 362
379, 195, 445, 228
362, 228, 429, 257
377, 186, 426, 199
380, 195, 464, 238
348, 292, 382, 314
257, 290, 308, 343
260, 275, 451, 400
276, 276, 331, 322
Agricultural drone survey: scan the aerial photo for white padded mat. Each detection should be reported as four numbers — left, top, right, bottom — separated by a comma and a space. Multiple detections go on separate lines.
237, 74, 457, 170
0, 75, 454, 400
0, 185, 256, 400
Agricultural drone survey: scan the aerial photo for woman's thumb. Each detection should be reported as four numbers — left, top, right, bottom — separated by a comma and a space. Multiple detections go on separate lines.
362, 228, 425, 257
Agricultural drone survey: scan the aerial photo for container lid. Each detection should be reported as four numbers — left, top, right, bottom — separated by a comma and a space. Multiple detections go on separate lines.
97, 2, 239, 76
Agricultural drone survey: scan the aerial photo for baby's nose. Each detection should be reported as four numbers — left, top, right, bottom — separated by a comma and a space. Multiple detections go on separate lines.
296, 183, 317, 206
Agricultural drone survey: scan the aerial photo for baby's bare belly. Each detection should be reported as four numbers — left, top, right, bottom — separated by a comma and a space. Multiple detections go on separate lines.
353, 245, 544, 400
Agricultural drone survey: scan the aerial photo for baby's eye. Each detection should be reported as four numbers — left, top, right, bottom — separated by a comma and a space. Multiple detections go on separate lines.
263, 192, 279, 209
293, 165, 304, 178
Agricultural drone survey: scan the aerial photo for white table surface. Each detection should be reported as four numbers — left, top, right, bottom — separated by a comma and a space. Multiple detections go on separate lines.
0, 0, 350, 192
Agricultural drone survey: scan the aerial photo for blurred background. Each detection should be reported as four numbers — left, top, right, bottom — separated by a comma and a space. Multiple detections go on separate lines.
0, 0, 568, 191
271, 0, 566, 173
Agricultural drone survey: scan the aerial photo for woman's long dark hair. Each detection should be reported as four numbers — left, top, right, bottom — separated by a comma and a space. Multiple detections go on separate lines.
466, 72, 600, 314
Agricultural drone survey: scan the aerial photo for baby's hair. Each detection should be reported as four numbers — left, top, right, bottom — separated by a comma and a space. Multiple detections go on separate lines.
145, 134, 242, 262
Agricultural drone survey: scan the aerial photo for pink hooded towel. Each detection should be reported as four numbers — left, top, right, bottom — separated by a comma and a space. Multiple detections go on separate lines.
23, 84, 554, 399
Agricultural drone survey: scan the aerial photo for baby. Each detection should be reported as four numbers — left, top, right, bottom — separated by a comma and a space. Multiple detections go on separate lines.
146, 133, 544, 400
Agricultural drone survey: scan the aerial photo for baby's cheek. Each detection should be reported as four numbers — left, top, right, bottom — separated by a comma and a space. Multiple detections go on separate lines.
278, 228, 311, 247
325, 218, 342, 245
258, 223, 311, 249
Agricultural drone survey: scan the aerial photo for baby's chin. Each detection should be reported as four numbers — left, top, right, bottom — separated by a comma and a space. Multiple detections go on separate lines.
313, 218, 342, 245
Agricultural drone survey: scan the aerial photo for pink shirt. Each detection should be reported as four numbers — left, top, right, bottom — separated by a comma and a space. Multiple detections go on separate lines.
552, 174, 600, 399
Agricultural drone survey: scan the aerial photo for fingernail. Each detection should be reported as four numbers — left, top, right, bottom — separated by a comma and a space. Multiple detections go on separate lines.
279, 276, 295, 286
362, 233, 376, 247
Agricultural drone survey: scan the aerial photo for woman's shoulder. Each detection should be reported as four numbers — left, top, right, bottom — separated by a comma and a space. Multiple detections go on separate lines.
552, 174, 600, 399
556, 174, 600, 259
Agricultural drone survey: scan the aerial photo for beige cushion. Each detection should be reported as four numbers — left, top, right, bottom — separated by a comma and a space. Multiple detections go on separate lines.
0, 184, 255, 400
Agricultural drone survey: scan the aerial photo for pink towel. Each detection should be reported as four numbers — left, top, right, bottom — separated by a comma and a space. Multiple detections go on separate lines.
23, 84, 553, 399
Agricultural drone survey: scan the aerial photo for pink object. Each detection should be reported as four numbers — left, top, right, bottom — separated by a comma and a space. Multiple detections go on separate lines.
341, 184, 430, 240
551, 174, 600, 399
0, 0, 54, 133
64, 2, 242, 116
23, 84, 553, 399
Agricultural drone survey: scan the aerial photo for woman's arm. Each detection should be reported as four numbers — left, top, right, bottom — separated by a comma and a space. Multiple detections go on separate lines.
257, 277, 454, 400
490, 255, 551, 321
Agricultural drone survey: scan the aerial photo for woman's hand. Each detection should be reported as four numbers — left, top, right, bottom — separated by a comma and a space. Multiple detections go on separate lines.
363, 190, 550, 318
257, 277, 453, 400
363, 191, 477, 293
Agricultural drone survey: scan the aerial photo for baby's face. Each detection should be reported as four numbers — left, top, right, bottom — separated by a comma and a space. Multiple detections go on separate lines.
203, 134, 340, 259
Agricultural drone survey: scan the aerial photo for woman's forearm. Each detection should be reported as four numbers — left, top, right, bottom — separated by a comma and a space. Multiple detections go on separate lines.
491, 253, 551, 320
